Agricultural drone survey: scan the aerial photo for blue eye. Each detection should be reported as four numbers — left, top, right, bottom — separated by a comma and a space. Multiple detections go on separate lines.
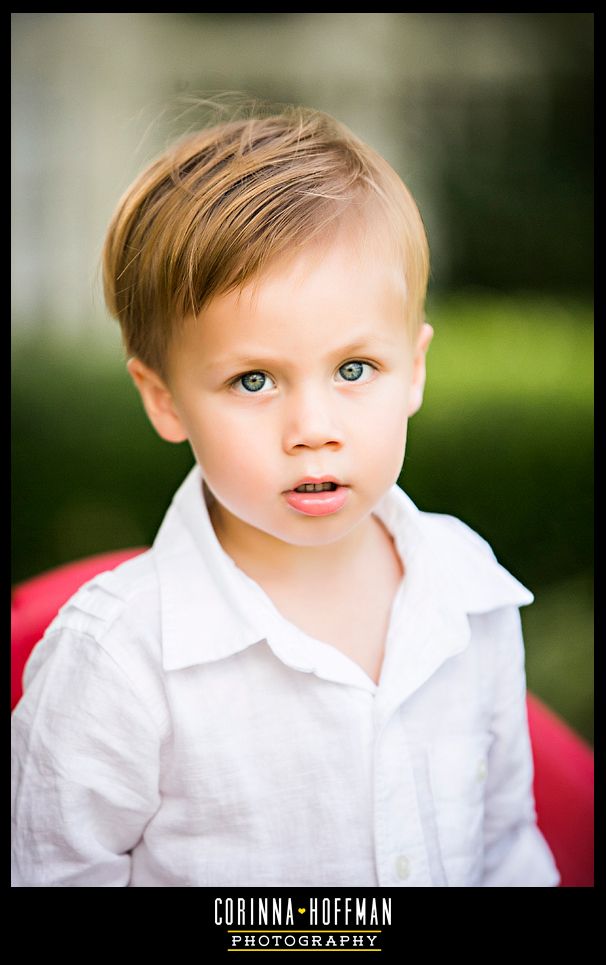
232, 371, 276, 394
339, 360, 369, 382
339, 359, 377, 382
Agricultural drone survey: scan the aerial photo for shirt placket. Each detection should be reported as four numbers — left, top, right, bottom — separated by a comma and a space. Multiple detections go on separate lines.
372, 707, 435, 886
370, 556, 470, 887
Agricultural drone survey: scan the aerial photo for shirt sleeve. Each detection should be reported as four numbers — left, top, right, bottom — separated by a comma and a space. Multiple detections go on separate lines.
11, 628, 162, 887
481, 606, 561, 887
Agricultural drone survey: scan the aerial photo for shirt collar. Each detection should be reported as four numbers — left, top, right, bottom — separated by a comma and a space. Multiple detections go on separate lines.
372, 486, 533, 715
152, 464, 533, 673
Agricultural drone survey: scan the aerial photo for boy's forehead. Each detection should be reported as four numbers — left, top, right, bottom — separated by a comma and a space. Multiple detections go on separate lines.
212, 232, 406, 320
205, 330, 398, 373
194, 252, 407, 360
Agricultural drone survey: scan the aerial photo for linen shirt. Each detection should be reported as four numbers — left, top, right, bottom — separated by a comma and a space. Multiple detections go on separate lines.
11, 464, 560, 887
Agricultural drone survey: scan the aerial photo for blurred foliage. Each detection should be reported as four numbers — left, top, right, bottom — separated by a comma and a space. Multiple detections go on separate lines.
430, 69, 593, 294
11, 294, 593, 742
407, 292, 593, 590
522, 571, 593, 743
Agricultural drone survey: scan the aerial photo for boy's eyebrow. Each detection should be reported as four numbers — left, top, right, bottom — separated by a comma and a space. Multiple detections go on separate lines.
209, 335, 393, 371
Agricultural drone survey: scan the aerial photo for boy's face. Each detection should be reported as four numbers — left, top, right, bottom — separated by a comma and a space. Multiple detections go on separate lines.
129, 232, 432, 569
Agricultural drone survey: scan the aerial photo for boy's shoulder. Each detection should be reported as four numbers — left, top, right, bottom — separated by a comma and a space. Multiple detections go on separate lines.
408, 501, 534, 613
43, 549, 161, 652
21, 550, 172, 732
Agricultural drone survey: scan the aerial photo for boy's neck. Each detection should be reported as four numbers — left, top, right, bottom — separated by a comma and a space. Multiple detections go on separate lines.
207, 495, 380, 590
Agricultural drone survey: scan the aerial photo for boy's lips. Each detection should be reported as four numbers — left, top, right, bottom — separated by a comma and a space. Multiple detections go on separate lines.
283, 481, 350, 517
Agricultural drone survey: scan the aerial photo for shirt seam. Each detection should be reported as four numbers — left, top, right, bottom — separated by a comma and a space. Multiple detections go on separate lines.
42, 626, 165, 741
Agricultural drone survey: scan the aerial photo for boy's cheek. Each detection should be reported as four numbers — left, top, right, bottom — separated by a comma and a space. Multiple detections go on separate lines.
187, 420, 259, 481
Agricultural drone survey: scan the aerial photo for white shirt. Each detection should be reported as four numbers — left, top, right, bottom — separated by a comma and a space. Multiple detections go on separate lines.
11, 464, 560, 887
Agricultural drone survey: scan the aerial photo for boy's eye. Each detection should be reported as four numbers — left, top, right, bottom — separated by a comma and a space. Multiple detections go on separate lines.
339, 360, 374, 382
234, 371, 275, 394
229, 361, 377, 395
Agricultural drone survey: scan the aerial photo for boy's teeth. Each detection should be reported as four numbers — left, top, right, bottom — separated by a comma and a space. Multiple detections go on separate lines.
294, 482, 337, 492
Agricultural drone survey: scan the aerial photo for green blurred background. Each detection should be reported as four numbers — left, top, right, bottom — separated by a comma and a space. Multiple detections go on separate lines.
12, 14, 593, 743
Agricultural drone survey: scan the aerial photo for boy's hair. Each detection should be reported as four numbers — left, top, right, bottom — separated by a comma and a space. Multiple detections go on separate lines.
102, 104, 429, 381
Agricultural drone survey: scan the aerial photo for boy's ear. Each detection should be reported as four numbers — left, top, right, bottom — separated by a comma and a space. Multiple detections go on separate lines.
126, 357, 188, 444
407, 322, 434, 417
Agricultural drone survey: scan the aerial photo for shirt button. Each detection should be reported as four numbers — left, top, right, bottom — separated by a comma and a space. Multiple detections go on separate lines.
395, 855, 411, 880
476, 758, 487, 781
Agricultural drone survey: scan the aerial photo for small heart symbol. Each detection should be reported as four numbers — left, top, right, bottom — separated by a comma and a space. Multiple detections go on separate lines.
298, 907, 306, 914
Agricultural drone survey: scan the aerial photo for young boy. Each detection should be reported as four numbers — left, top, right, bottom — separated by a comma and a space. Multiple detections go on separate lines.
11, 106, 560, 887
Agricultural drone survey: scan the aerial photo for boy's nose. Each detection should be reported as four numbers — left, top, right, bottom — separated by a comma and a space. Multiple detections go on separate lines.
282, 385, 345, 451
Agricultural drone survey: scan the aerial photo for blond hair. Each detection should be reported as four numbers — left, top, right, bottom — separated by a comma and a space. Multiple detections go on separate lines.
102, 105, 429, 380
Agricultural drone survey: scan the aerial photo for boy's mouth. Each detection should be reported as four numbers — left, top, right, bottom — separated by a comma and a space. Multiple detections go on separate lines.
293, 482, 338, 493
286, 475, 345, 493
284, 482, 350, 517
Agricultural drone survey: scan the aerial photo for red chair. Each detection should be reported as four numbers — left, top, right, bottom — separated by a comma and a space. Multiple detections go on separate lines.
526, 692, 594, 887
11, 550, 594, 887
